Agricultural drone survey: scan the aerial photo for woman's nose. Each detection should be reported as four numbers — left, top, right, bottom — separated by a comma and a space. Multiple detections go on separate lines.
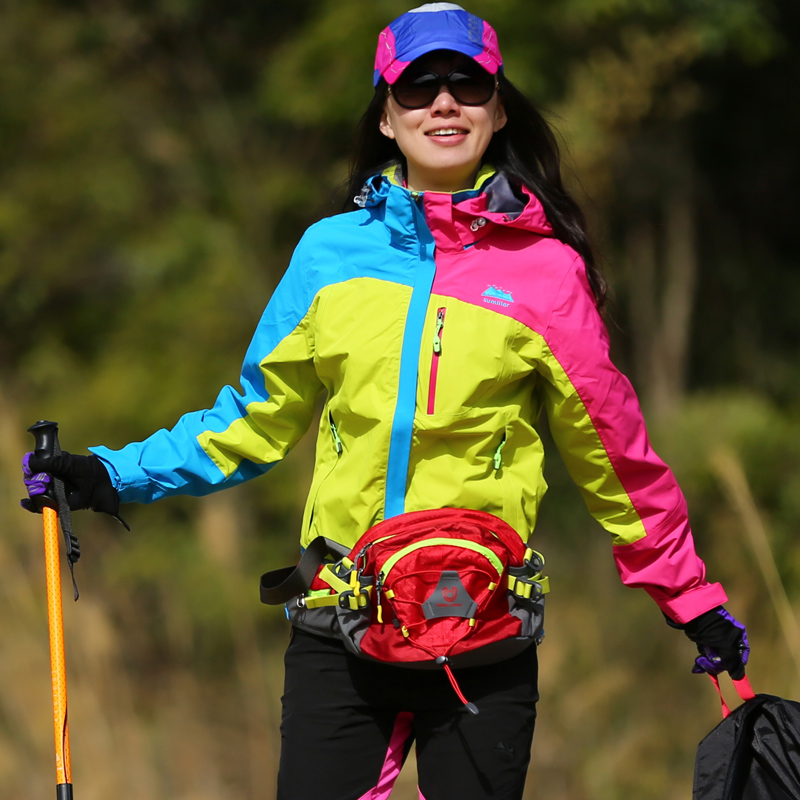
430, 85, 459, 114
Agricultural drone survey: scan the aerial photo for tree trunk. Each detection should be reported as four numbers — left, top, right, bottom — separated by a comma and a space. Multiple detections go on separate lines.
624, 137, 698, 421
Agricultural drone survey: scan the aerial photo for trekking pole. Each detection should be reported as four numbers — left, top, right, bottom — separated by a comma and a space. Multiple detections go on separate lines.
28, 420, 75, 800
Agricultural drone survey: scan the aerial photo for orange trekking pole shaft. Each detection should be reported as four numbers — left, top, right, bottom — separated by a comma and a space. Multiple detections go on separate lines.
43, 502, 73, 798
29, 420, 75, 800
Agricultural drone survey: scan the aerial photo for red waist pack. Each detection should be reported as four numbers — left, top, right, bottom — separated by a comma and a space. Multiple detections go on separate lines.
260, 508, 549, 713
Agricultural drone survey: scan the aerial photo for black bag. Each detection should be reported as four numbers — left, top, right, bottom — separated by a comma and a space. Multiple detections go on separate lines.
694, 675, 800, 799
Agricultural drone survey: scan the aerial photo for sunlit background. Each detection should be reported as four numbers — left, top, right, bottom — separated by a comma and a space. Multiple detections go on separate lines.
2, 1, 799, 797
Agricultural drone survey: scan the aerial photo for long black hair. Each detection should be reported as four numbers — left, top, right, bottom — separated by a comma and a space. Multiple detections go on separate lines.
345, 73, 607, 308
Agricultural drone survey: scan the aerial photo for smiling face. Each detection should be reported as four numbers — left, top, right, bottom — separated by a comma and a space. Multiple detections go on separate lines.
379, 51, 507, 193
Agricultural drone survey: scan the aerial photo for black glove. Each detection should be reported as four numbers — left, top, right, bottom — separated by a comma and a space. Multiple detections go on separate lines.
21, 451, 122, 519
671, 606, 749, 680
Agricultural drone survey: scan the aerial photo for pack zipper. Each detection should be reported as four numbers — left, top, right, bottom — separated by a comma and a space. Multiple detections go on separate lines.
375, 570, 385, 623
380, 537, 503, 584
427, 307, 446, 414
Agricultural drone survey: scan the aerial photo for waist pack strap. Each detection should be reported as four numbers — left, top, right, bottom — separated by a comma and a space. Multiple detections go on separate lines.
507, 546, 550, 601
508, 573, 550, 600
260, 537, 350, 605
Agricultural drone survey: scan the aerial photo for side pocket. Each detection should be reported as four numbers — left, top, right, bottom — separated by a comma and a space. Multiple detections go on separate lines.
304, 410, 343, 535
494, 427, 523, 535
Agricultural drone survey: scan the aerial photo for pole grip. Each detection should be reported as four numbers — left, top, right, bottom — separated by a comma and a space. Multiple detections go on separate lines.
28, 420, 59, 511
29, 419, 59, 459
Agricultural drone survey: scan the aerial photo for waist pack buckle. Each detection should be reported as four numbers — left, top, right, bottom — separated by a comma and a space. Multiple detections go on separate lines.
338, 590, 370, 611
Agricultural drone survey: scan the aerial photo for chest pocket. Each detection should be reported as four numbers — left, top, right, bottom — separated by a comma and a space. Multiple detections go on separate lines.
419, 300, 515, 418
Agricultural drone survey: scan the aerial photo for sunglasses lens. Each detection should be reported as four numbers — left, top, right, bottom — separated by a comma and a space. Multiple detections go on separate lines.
393, 73, 440, 109
392, 67, 496, 109
448, 70, 496, 105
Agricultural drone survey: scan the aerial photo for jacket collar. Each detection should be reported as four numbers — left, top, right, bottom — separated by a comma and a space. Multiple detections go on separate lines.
357, 165, 553, 253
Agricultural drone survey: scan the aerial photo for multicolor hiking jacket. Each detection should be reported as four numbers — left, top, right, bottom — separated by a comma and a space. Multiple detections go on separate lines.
91, 168, 727, 624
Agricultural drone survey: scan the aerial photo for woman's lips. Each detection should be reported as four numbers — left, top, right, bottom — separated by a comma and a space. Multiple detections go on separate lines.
425, 128, 468, 144
426, 127, 468, 136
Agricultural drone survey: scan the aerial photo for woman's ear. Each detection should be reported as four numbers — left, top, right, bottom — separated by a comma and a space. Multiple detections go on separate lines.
493, 98, 508, 133
379, 105, 396, 140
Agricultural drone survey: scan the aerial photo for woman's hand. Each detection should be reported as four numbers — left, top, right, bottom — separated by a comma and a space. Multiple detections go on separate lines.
21, 451, 122, 519
680, 606, 750, 680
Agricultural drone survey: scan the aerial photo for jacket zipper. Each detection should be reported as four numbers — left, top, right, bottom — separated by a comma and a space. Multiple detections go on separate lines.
427, 307, 446, 414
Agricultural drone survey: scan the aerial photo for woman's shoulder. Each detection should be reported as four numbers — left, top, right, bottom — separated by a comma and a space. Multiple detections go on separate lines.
503, 231, 584, 287
311, 207, 369, 228
295, 208, 378, 250
504, 236, 595, 324
540, 240, 595, 302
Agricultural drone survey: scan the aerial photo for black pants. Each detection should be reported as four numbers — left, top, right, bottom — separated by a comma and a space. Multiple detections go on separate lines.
277, 628, 539, 800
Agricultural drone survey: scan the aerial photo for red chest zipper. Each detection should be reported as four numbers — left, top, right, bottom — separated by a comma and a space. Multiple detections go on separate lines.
427, 307, 446, 414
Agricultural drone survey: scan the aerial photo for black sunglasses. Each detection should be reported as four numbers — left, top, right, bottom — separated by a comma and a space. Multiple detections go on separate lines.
389, 66, 498, 110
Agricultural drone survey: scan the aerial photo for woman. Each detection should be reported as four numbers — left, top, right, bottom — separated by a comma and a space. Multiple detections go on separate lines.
23, 5, 749, 799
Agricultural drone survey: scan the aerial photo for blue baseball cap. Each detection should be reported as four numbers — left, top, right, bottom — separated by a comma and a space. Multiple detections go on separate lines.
374, 4, 504, 87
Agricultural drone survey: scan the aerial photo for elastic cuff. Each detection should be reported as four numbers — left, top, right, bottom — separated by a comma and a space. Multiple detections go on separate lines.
88, 450, 124, 492
649, 583, 728, 625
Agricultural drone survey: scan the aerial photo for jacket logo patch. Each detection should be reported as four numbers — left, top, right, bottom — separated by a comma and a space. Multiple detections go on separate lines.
481, 285, 514, 307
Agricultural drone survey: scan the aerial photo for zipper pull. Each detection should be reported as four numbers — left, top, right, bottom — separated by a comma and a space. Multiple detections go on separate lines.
375, 571, 384, 623
329, 412, 343, 455
433, 308, 446, 355
353, 185, 370, 207
436, 656, 479, 715
493, 431, 507, 471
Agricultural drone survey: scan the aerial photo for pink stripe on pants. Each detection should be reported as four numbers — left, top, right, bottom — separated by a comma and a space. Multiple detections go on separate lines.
357, 711, 414, 800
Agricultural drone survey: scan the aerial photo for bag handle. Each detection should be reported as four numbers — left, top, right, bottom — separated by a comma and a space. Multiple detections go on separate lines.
708, 673, 756, 719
